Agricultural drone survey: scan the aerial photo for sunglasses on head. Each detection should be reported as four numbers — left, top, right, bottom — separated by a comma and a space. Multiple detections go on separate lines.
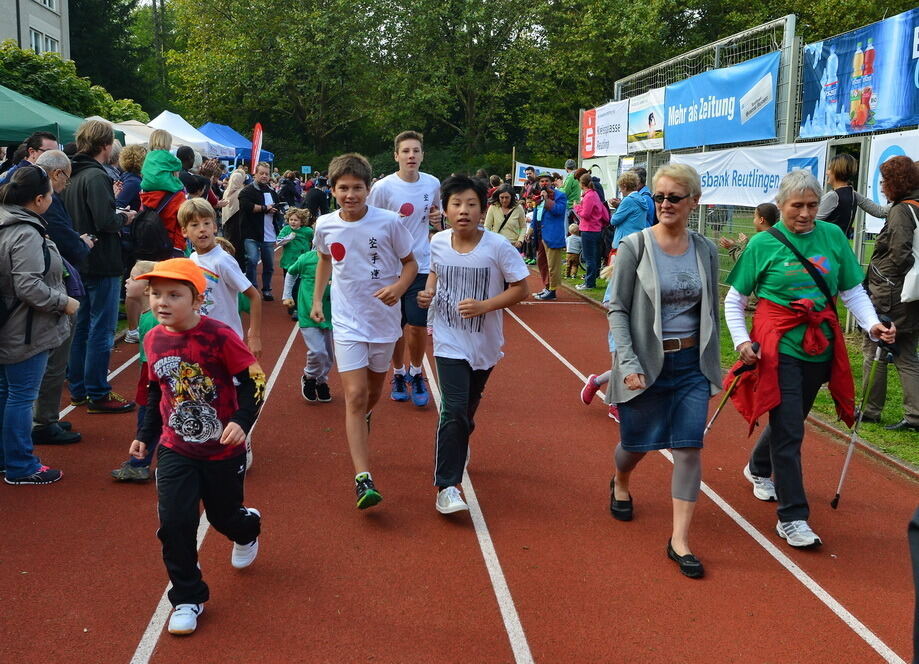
652, 193, 691, 204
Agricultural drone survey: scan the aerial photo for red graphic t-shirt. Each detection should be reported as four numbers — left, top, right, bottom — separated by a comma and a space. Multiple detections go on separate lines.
144, 316, 256, 460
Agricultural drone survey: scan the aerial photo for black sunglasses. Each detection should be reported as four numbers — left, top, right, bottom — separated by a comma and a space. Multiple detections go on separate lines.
652, 193, 691, 204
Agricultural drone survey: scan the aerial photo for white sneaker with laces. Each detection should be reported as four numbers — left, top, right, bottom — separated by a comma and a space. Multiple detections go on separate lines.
124, 329, 139, 344
743, 464, 777, 501
436, 486, 469, 514
776, 520, 822, 548
231, 508, 261, 568
168, 603, 204, 635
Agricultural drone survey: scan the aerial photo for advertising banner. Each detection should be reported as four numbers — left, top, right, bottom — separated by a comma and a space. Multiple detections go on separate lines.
512, 161, 567, 187
627, 88, 665, 152
670, 141, 829, 207
581, 100, 629, 158
664, 51, 780, 151
800, 8, 919, 138
250, 122, 263, 173
864, 129, 919, 232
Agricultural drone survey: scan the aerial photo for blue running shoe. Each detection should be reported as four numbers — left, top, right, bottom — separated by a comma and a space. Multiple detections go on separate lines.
409, 373, 429, 407
390, 374, 409, 401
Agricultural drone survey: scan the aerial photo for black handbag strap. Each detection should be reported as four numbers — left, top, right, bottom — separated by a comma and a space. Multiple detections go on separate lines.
766, 227, 836, 313
497, 208, 514, 235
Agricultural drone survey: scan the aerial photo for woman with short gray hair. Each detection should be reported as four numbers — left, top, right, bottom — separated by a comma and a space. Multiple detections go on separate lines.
723, 169, 895, 549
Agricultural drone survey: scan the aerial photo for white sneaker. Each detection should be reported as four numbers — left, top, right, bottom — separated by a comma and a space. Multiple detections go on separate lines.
124, 329, 139, 344
776, 520, 822, 548
245, 438, 253, 471
231, 508, 261, 568
168, 603, 204, 635
743, 464, 777, 502
436, 486, 469, 514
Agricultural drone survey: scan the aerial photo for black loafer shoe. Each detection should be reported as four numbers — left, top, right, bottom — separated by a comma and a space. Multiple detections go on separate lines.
57, 420, 73, 431
32, 423, 82, 445
884, 419, 919, 431
667, 539, 704, 579
609, 477, 633, 521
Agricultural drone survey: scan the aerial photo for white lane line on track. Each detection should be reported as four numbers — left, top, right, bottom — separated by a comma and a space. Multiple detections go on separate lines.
57, 352, 140, 420
422, 354, 535, 664
130, 324, 300, 664
505, 309, 907, 664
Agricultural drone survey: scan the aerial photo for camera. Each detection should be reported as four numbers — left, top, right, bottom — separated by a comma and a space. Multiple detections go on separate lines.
87, 234, 98, 244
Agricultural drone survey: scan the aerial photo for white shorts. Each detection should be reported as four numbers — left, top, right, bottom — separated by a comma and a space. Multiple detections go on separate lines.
334, 340, 396, 373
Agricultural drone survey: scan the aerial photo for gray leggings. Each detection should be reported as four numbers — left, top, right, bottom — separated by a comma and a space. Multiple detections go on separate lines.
614, 444, 702, 502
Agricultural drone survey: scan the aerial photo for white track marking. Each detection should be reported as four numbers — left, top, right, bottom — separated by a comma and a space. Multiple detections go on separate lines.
506, 309, 906, 664
130, 324, 299, 664
423, 355, 535, 664
57, 352, 140, 419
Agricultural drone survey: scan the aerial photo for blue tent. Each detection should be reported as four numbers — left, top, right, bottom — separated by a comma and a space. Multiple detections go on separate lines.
197, 122, 274, 162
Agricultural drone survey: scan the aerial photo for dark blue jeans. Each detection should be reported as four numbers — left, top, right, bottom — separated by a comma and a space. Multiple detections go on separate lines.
244, 239, 274, 292
580, 230, 601, 288
1, 351, 49, 478
68, 275, 120, 401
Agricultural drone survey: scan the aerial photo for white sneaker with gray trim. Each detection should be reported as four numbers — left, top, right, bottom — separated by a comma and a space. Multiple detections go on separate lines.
436, 486, 469, 514
743, 464, 777, 502
231, 508, 261, 568
168, 603, 204, 635
776, 520, 822, 548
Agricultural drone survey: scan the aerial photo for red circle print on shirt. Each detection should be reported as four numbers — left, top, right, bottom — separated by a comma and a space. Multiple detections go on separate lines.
330, 242, 346, 261
399, 202, 414, 217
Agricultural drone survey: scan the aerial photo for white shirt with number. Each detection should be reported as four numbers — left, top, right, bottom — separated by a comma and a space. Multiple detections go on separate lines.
429, 229, 530, 370
190, 244, 250, 339
313, 206, 414, 343
366, 172, 440, 274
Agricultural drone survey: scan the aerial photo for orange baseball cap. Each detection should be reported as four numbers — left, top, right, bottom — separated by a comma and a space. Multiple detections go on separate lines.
135, 257, 206, 295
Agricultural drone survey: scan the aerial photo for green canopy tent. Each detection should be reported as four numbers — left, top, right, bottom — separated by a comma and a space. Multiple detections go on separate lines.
0, 83, 124, 146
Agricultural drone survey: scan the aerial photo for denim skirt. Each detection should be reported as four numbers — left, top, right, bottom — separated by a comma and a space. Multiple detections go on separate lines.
618, 346, 710, 452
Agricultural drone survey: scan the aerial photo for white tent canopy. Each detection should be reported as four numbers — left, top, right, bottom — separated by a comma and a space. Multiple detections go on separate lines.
85, 117, 212, 154
148, 110, 235, 158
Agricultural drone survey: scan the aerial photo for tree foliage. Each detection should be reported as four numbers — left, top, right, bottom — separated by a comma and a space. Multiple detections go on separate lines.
69, 0, 141, 101
0, 40, 148, 122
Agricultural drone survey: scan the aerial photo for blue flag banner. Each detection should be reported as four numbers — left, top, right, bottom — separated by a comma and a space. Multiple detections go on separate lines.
663, 51, 780, 151
800, 8, 919, 138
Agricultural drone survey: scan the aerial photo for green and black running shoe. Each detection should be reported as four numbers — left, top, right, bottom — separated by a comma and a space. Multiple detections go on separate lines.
355, 473, 382, 510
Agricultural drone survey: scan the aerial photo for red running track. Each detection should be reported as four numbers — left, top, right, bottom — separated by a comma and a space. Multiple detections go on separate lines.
0, 272, 915, 663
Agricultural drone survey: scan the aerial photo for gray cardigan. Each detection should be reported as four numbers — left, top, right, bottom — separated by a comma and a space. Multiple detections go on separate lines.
606, 227, 721, 404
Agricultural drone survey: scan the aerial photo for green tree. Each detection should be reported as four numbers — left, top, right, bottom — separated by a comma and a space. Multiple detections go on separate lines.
69, 0, 141, 101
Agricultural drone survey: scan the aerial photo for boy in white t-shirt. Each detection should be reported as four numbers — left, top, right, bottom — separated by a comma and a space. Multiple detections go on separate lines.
417, 175, 529, 514
366, 131, 441, 408
311, 153, 418, 509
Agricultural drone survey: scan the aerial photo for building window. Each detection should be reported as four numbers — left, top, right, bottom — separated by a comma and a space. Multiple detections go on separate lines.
29, 28, 59, 54
40, 0, 57, 10
44, 35, 59, 53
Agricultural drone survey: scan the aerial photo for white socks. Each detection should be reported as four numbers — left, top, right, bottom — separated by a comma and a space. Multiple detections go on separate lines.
409, 365, 423, 377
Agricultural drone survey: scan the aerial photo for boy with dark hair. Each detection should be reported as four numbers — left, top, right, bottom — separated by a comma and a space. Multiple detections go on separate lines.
130, 258, 266, 635
367, 131, 441, 407
312, 153, 418, 509
417, 175, 529, 513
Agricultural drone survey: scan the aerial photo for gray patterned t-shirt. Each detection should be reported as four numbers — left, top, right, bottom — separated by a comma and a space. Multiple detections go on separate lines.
651, 238, 702, 338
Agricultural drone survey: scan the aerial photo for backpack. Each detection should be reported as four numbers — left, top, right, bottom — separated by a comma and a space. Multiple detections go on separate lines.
130, 192, 179, 260
0, 219, 51, 335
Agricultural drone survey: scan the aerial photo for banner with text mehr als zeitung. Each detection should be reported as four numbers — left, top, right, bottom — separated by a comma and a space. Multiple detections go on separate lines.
581, 100, 629, 158
670, 141, 829, 207
664, 51, 780, 151
627, 88, 665, 153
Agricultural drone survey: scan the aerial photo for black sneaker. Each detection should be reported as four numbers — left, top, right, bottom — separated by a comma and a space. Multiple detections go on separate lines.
355, 473, 382, 510
316, 382, 331, 402
32, 423, 82, 445
4, 465, 63, 485
262, 291, 274, 302
300, 376, 317, 402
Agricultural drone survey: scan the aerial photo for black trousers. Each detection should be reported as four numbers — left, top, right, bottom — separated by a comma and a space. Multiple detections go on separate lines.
434, 358, 492, 488
156, 446, 260, 606
910, 505, 919, 664
749, 354, 830, 522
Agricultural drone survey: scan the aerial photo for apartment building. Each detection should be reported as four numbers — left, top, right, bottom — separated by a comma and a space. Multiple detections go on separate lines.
0, 0, 70, 59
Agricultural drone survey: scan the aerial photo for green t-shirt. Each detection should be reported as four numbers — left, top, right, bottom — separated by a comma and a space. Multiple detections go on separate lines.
726, 220, 863, 362
278, 225, 315, 271
562, 173, 580, 209
137, 309, 159, 364
288, 250, 331, 329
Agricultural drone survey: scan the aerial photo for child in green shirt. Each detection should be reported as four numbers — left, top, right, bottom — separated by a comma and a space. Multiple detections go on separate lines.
277, 208, 315, 319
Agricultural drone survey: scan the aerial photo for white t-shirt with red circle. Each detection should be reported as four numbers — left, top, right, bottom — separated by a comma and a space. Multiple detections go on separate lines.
366, 171, 440, 274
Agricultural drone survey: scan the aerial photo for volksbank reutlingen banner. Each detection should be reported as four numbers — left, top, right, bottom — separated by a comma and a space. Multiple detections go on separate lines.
669, 141, 829, 207
664, 51, 780, 151
800, 7, 919, 138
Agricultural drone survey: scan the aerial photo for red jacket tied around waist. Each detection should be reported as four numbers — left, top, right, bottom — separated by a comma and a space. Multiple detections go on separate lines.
726, 297, 855, 433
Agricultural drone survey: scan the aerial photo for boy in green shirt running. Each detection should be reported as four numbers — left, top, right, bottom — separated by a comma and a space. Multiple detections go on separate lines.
283, 249, 333, 403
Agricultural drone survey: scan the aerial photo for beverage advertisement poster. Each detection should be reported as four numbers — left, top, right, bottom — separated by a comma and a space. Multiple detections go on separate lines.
664, 51, 780, 151
800, 7, 919, 138
627, 88, 665, 152
581, 100, 629, 158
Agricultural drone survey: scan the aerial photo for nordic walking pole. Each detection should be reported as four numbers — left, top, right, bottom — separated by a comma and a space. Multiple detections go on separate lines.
831, 318, 894, 509
704, 342, 760, 436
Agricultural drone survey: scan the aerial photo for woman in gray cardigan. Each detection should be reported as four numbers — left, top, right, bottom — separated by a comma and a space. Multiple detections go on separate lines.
0, 166, 79, 485
606, 163, 721, 579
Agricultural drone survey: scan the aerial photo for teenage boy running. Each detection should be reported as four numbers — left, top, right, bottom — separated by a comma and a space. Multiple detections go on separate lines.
130, 258, 266, 635
312, 153, 417, 509
367, 131, 441, 407
417, 175, 529, 514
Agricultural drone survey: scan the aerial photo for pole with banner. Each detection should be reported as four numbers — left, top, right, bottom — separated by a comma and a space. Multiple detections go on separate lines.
250, 122, 263, 172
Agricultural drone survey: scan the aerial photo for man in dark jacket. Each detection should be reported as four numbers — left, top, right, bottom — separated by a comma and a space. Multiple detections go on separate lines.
238, 162, 280, 299
0, 131, 59, 184
62, 119, 137, 414
302, 177, 330, 220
